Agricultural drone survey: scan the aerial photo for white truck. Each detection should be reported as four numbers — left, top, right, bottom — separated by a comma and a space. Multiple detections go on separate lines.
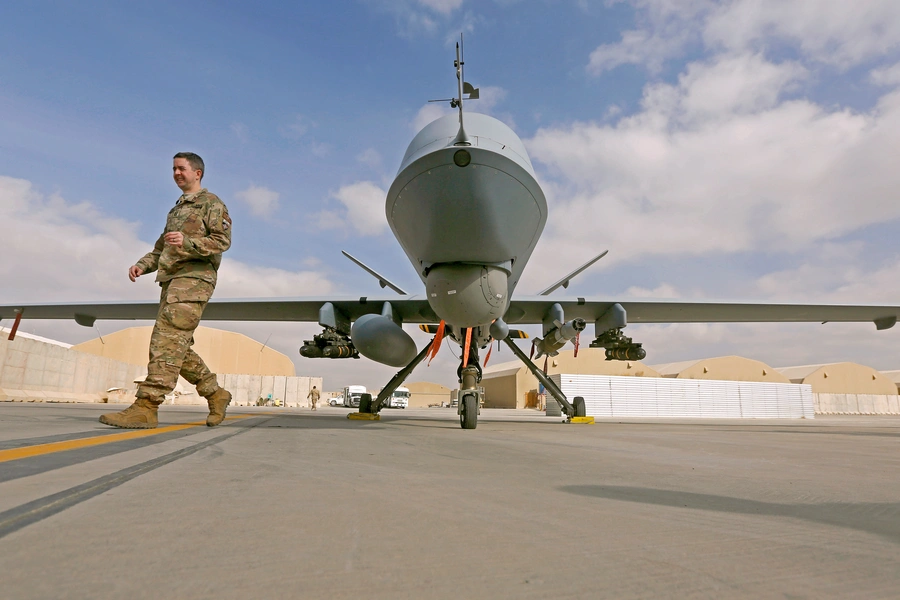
384, 386, 410, 409
340, 385, 367, 408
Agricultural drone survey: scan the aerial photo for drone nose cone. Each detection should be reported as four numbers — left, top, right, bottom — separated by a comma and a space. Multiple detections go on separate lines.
426, 264, 508, 328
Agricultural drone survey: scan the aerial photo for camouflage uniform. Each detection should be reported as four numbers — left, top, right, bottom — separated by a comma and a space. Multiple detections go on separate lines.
307, 387, 320, 410
133, 189, 232, 401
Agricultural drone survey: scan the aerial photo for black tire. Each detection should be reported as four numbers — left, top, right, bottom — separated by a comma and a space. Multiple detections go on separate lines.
573, 396, 586, 418
358, 393, 372, 414
459, 393, 478, 429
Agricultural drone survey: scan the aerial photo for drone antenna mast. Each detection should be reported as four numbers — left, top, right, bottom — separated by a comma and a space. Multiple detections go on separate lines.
427, 33, 479, 145
452, 34, 470, 146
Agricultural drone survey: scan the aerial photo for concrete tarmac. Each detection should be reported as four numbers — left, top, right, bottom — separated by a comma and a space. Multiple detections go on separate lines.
1, 403, 899, 599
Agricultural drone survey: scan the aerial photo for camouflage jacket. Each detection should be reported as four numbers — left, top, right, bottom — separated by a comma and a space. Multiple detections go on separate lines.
135, 189, 232, 285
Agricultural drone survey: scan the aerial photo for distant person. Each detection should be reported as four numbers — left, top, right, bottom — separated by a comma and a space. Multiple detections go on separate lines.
99, 152, 233, 429
308, 385, 320, 411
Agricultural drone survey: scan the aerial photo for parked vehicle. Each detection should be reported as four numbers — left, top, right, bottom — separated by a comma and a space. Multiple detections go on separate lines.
384, 386, 410, 409
341, 385, 367, 408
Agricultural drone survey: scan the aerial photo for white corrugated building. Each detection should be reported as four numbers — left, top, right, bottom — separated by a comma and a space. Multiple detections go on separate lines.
481, 347, 659, 408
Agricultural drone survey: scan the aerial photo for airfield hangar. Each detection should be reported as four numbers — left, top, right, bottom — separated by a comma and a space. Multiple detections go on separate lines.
403, 381, 453, 408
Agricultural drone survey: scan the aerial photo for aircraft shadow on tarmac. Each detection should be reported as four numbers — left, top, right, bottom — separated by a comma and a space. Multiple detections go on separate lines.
243, 415, 388, 431
560, 485, 900, 545
749, 428, 900, 439
245, 414, 491, 431
689, 426, 900, 439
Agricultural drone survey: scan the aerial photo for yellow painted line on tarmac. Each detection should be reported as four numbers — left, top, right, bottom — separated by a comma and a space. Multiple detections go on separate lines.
0, 415, 253, 464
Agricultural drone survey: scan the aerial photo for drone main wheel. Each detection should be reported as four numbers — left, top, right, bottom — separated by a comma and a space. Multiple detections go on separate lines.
574, 396, 586, 418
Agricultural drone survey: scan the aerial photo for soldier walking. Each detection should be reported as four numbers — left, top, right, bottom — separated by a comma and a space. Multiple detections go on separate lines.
100, 152, 233, 429
307, 385, 320, 411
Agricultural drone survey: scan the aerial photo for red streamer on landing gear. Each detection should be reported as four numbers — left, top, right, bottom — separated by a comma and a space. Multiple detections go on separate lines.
542, 355, 549, 375
573, 331, 580, 358
462, 327, 473, 368
427, 320, 446, 366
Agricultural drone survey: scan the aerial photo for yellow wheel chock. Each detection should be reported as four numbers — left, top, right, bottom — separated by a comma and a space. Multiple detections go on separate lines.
347, 412, 380, 421
568, 416, 595, 424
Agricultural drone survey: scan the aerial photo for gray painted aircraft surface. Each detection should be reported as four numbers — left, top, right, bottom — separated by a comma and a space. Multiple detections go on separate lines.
3, 41, 900, 428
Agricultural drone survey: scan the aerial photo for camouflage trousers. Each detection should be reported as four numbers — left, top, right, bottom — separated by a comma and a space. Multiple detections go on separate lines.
136, 277, 220, 401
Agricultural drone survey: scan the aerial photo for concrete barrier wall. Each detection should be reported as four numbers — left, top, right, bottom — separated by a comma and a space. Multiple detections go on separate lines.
218, 373, 322, 407
0, 333, 144, 403
1, 332, 322, 406
814, 394, 900, 415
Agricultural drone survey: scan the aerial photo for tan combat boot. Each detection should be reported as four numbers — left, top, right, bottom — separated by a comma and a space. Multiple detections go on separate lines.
99, 398, 161, 429
205, 388, 232, 427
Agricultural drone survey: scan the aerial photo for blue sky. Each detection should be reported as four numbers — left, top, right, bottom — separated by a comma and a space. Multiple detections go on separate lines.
3, 0, 900, 390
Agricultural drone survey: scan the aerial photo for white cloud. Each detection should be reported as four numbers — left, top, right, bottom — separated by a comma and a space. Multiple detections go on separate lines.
632, 252, 900, 370
302, 256, 323, 268
0, 175, 353, 385
314, 209, 347, 232
416, 0, 464, 16
0, 176, 335, 305
636, 320, 900, 372
472, 85, 506, 111
214, 261, 335, 298
871, 62, 900, 87
518, 17, 900, 371
368, 0, 450, 37
525, 53, 900, 275
588, 0, 710, 74
705, 0, 900, 68
412, 103, 453, 132
309, 140, 332, 157
357, 148, 382, 169
589, 0, 900, 74
235, 184, 280, 219
279, 115, 309, 139
624, 283, 681, 299
323, 181, 389, 236
0, 176, 150, 303
589, 26, 694, 75
675, 54, 807, 119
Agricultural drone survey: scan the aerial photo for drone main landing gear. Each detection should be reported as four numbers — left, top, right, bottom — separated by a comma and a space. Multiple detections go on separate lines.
499, 337, 589, 423
348, 339, 435, 421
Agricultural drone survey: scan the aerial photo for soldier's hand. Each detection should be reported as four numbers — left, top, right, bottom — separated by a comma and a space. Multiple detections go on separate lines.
128, 265, 144, 282
164, 232, 184, 247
